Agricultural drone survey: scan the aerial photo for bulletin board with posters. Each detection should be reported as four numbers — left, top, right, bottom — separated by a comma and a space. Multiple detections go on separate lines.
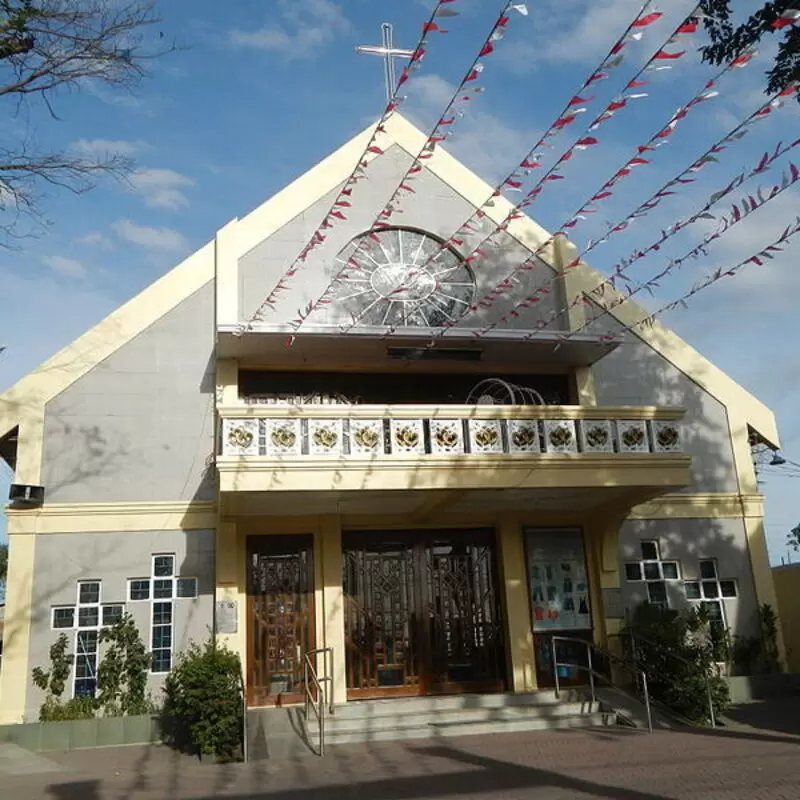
524, 528, 592, 632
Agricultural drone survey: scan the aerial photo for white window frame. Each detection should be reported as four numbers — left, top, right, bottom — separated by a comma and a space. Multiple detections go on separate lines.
128, 578, 152, 602
51, 606, 76, 631
149, 553, 175, 675
624, 540, 681, 609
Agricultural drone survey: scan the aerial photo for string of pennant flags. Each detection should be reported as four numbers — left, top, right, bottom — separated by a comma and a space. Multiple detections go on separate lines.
327, 2, 752, 343
511, 84, 800, 342
596, 215, 800, 338
325, 0, 670, 337
466, 72, 798, 342
285, 1, 530, 333
238, 0, 462, 334
550, 135, 800, 341
241, 0, 800, 340
562, 151, 800, 343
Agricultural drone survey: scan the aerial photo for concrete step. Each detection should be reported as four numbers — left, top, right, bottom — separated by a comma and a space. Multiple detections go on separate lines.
321, 701, 602, 733
308, 711, 615, 746
328, 690, 586, 720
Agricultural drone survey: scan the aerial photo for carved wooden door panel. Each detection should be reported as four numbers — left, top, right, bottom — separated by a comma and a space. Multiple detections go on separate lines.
343, 529, 505, 699
247, 535, 314, 707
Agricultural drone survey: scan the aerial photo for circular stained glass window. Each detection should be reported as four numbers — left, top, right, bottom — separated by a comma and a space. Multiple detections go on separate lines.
330, 227, 476, 327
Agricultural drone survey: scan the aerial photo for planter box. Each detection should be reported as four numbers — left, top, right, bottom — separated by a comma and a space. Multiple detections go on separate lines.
0, 714, 161, 752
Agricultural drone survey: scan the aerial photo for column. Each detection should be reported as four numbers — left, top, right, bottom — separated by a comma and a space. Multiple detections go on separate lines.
318, 516, 347, 706
497, 515, 537, 692
215, 519, 244, 663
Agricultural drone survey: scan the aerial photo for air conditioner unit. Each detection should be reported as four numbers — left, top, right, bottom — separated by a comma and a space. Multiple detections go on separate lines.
8, 484, 45, 508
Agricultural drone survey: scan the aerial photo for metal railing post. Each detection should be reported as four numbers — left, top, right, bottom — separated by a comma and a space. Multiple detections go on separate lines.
587, 644, 596, 704
641, 671, 653, 734
705, 675, 716, 728
551, 637, 560, 698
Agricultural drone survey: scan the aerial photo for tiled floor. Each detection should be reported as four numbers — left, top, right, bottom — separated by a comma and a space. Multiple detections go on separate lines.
4, 698, 800, 799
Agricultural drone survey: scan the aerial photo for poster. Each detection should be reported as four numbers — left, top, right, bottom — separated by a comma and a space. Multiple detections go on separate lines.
525, 528, 592, 632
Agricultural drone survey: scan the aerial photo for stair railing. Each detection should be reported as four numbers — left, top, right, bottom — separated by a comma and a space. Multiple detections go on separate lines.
551, 635, 653, 734
303, 647, 334, 756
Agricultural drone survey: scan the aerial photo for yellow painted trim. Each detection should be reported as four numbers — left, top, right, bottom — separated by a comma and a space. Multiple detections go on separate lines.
773, 565, 800, 673
216, 219, 240, 327
6, 501, 217, 534
218, 454, 691, 494
14, 406, 44, 485
0, 243, 214, 440
319, 516, 346, 705
629, 492, 764, 520
0, 533, 37, 724
216, 360, 239, 407
219, 403, 685, 421
497, 515, 537, 692
215, 519, 242, 661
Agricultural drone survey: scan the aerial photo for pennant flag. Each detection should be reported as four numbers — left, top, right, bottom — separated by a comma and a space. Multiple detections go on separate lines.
632, 11, 663, 27
772, 9, 800, 28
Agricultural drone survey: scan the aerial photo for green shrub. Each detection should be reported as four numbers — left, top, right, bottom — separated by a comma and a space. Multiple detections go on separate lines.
97, 614, 155, 716
161, 637, 243, 761
32, 634, 99, 721
39, 695, 98, 722
623, 603, 729, 725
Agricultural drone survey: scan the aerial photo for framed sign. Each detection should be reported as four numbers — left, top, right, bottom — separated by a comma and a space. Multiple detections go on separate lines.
525, 528, 592, 632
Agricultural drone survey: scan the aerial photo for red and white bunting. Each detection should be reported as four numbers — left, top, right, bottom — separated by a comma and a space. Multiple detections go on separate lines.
571, 159, 800, 335
290, 1, 529, 333
519, 86, 800, 340
340, 0, 668, 338
598, 216, 800, 338
239, 0, 462, 334
772, 8, 800, 29
463, 60, 792, 342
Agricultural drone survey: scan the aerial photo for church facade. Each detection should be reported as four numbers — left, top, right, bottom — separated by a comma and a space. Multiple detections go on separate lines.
0, 115, 782, 723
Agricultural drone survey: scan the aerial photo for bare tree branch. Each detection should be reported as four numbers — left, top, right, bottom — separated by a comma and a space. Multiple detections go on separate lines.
0, 1, 176, 245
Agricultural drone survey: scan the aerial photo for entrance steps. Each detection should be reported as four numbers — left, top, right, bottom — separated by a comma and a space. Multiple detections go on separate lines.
247, 690, 618, 759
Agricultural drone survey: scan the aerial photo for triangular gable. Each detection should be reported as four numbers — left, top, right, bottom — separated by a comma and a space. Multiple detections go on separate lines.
0, 113, 778, 447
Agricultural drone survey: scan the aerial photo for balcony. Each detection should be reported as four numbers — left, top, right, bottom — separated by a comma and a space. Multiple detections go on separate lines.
216, 405, 691, 513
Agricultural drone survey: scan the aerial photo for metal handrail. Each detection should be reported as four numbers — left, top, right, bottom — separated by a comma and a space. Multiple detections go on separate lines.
551, 635, 653, 734
239, 668, 248, 764
617, 629, 716, 728
303, 647, 334, 756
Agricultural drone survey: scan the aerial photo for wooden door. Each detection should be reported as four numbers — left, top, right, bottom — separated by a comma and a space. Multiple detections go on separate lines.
247, 535, 314, 707
343, 529, 505, 699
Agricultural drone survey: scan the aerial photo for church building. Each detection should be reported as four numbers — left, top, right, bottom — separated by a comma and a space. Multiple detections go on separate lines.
0, 114, 783, 724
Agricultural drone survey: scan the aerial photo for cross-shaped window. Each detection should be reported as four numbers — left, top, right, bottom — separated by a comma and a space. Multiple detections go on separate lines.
623, 540, 681, 609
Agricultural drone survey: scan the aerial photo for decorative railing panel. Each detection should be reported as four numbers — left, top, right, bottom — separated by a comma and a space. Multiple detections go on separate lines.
220, 406, 684, 459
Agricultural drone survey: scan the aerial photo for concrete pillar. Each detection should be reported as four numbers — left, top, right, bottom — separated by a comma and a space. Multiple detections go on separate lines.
215, 519, 244, 662
497, 515, 537, 691
318, 516, 347, 706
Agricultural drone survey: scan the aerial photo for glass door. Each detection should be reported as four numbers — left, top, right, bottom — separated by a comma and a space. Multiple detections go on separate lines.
524, 528, 593, 688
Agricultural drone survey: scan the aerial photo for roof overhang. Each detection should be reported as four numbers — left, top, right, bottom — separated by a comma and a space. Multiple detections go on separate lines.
217, 324, 621, 372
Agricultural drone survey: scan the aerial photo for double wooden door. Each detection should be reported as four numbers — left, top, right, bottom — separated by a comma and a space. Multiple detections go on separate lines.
247, 535, 314, 707
343, 529, 506, 699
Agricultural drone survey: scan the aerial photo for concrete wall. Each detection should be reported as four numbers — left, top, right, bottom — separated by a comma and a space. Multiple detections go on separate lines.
24, 529, 215, 722
773, 564, 800, 673
590, 314, 737, 494
619, 518, 760, 638
238, 144, 564, 331
41, 283, 216, 504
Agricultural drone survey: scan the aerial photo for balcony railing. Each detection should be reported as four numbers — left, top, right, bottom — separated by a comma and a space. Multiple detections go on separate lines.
218, 405, 685, 459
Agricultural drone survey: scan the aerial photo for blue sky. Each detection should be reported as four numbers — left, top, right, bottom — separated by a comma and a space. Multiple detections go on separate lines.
1, 0, 799, 561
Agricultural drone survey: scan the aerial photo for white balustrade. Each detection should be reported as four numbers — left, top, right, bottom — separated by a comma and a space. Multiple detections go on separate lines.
221, 412, 684, 458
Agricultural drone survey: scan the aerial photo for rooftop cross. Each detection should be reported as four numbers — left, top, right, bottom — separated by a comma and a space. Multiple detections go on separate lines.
355, 22, 415, 102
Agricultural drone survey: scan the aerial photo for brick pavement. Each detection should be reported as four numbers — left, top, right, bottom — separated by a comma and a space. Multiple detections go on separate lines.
2, 722, 798, 800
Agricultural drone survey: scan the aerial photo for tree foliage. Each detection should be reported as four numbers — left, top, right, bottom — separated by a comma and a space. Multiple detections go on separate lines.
0, 1, 173, 242
97, 612, 153, 716
789, 522, 800, 552
700, 0, 800, 100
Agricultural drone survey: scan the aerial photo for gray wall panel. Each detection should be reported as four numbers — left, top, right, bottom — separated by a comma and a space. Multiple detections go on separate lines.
25, 529, 215, 721
619, 518, 759, 638
42, 283, 216, 504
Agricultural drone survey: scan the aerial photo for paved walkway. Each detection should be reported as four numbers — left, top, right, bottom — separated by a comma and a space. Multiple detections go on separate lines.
3, 701, 799, 800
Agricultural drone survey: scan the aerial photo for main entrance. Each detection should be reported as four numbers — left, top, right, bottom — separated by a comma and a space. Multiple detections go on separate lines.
343, 529, 506, 699
246, 535, 315, 707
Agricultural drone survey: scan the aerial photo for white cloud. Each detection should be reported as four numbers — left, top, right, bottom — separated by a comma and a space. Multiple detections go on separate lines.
42, 255, 88, 280
128, 168, 195, 211
71, 139, 146, 158
229, 0, 351, 59
75, 231, 114, 249
111, 219, 189, 252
